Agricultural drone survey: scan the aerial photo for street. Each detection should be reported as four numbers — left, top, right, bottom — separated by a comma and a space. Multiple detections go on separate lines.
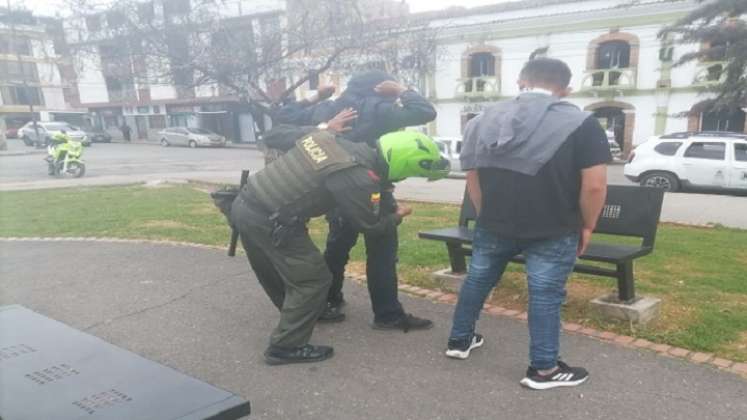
1, 139, 746, 229
0, 138, 634, 188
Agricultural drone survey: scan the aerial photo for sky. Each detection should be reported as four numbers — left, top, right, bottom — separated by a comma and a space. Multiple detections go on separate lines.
14, 0, 512, 17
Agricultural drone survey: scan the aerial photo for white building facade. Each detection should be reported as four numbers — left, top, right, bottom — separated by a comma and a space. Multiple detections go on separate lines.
423, 0, 743, 157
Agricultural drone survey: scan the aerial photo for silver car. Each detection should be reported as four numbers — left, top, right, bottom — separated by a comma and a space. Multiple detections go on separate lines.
19, 121, 90, 147
159, 127, 227, 148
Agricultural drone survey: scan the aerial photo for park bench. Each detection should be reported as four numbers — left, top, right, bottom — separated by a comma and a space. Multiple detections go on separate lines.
418, 185, 664, 303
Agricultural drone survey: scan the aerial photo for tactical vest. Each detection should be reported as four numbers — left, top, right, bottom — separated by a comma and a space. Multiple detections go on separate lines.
243, 131, 372, 219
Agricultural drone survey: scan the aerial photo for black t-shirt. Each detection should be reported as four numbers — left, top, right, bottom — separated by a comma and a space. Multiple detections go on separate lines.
477, 116, 612, 239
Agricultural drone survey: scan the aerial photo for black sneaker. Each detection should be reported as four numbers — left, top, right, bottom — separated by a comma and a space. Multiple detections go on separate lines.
519, 360, 589, 390
264, 344, 334, 366
372, 313, 433, 332
318, 302, 345, 323
445, 333, 484, 360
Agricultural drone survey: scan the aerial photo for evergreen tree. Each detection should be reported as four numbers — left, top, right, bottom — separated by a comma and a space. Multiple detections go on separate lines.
661, 0, 747, 112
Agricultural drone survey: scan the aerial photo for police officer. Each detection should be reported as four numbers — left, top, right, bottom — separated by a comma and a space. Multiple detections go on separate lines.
230, 129, 449, 365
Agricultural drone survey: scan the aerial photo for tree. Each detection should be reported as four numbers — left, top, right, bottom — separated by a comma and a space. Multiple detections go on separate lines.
63, 0, 440, 119
661, 0, 747, 112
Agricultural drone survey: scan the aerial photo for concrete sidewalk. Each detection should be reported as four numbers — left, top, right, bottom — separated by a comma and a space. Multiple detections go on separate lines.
1, 239, 744, 420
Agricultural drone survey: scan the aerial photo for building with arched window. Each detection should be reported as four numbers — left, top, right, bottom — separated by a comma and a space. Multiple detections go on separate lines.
422, 0, 746, 158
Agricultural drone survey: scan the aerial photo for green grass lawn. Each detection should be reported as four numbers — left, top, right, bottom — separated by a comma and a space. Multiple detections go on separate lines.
2, 184, 746, 362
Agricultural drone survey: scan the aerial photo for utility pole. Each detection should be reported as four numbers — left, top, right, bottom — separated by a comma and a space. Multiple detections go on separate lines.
6, 0, 42, 148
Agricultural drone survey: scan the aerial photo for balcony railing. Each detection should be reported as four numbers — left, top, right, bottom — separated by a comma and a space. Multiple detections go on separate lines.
456, 76, 500, 98
693, 61, 727, 86
580, 68, 637, 91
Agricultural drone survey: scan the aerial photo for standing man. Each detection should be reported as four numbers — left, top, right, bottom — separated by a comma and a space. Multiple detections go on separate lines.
320, 71, 437, 329
445, 58, 610, 390
228, 129, 449, 365
120, 122, 131, 142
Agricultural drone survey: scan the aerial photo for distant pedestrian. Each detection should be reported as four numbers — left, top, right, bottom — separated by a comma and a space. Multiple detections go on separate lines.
121, 123, 131, 142
445, 58, 611, 390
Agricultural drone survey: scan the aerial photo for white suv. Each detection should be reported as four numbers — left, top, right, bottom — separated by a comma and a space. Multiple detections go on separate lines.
624, 132, 747, 192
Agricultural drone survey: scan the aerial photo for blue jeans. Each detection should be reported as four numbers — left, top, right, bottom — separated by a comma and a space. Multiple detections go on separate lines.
449, 227, 579, 370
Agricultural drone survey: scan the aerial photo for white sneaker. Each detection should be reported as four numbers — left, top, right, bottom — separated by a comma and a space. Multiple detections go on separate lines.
445, 333, 484, 360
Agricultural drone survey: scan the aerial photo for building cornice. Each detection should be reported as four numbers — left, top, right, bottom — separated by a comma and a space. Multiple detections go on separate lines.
434, 3, 694, 44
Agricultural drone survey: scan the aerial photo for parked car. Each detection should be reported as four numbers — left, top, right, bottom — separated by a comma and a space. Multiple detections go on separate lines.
84, 127, 112, 143
19, 121, 91, 147
624, 131, 747, 192
158, 127, 226, 148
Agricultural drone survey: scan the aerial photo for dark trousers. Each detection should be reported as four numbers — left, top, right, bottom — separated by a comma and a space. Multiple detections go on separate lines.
230, 196, 331, 348
323, 210, 404, 323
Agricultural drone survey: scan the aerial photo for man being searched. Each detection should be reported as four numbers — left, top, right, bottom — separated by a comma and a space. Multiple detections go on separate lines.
230, 128, 449, 365
445, 58, 611, 389
271, 70, 438, 330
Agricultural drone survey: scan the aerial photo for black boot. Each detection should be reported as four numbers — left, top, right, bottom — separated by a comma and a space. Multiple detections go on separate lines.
372, 313, 433, 333
264, 344, 334, 366
318, 301, 345, 323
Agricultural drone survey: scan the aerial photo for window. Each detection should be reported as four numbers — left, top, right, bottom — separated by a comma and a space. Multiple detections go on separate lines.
137, 106, 150, 114
153, 105, 160, 114
659, 46, 674, 62
0, 60, 39, 82
597, 41, 630, 69
705, 64, 723, 82
0, 86, 44, 105
735, 144, 747, 162
684, 142, 726, 160
702, 109, 746, 133
468, 53, 495, 77
86, 15, 102, 32
654, 142, 682, 156
0, 35, 31, 56
148, 115, 166, 129
187, 128, 211, 134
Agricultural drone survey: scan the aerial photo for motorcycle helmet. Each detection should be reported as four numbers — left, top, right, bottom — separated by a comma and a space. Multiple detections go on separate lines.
51, 132, 69, 144
378, 131, 450, 182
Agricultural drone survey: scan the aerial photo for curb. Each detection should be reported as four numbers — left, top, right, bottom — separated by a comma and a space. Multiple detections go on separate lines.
1, 236, 745, 380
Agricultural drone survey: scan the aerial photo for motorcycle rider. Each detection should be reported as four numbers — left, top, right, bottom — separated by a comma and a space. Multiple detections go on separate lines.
47, 130, 72, 175
229, 129, 449, 365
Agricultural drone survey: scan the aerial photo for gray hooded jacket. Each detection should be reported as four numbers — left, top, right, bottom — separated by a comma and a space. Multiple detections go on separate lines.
460, 92, 591, 176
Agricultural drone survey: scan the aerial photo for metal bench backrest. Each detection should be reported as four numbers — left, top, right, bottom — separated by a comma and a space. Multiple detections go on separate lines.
458, 189, 478, 228
458, 185, 664, 248
596, 185, 664, 249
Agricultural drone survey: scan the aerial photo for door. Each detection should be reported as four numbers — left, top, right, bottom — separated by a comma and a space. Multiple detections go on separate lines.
175, 128, 190, 146
729, 143, 747, 190
135, 116, 148, 140
680, 141, 728, 188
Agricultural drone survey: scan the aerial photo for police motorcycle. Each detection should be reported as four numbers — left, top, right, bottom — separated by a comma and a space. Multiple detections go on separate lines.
45, 132, 86, 178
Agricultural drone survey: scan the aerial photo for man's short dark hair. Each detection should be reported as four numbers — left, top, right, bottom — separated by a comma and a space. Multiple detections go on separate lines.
519, 58, 572, 89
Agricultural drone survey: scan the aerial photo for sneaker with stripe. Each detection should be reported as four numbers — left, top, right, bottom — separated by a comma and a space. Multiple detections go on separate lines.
519, 361, 589, 390
445, 333, 484, 359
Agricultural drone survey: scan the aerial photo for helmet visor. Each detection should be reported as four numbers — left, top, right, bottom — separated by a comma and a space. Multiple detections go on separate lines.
419, 156, 451, 181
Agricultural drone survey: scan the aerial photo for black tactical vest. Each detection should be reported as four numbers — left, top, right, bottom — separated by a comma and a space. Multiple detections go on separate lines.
243, 131, 374, 219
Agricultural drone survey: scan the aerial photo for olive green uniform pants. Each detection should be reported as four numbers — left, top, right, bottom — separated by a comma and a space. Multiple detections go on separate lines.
230, 195, 332, 348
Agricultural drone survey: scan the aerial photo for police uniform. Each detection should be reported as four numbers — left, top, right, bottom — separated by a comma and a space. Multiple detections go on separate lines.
230, 131, 402, 349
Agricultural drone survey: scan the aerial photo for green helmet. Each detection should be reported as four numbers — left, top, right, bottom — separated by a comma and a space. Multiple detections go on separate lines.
378, 131, 451, 182
51, 132, 70, 143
